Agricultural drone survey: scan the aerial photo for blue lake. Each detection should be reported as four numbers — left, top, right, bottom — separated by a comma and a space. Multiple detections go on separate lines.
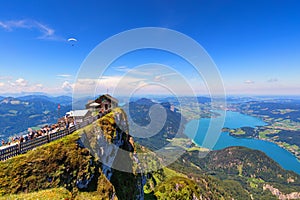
184, 111, 300, 175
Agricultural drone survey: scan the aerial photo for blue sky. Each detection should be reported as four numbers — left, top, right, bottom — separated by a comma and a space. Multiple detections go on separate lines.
0, 0, 299, 96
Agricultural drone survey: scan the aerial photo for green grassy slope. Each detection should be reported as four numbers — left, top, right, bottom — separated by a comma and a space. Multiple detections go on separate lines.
0, 122, 116, 199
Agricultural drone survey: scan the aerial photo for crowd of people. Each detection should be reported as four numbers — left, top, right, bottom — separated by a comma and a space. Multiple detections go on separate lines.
0, 117, 76, 149
0, 107, 110, 150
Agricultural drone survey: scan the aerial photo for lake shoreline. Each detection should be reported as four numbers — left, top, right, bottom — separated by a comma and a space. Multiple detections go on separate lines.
185, 110, 300, 175
225, 131, 300, 162
226, 119, 300, 161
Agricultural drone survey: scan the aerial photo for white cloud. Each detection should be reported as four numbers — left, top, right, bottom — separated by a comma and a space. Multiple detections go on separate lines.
15, 78, 28, 87
62, 81, 73, 92
0, 76, 12, 80
34, 21, 54, 39
56, 74, 73, 81
76, 65, 203, 95
35, 83, 43, 88
71, 76, 148, 95
244, 80, 255, 84
57, 74, 72, 78
154, 72, 177, 82
9, 78, 28, 87
0, 22, 9, 29
113, 66, 130, 72
0, 78, 46, 94
0, 19, 62, 40
113, 65, 168, 76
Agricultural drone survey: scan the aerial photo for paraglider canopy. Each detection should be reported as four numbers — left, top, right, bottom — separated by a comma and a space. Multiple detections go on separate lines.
67, 37, 77, 46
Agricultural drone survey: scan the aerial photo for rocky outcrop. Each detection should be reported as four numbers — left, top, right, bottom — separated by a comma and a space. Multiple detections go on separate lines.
81, 107, 146, 200
263, 184, 300, 200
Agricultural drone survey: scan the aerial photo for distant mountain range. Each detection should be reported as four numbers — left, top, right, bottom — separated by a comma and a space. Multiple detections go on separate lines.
16, 95, 72, 106
0, 95, 72, 140
124, 98, 187, 150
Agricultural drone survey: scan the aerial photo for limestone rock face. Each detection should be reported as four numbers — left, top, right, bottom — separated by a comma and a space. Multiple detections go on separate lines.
81, 108, 145, 200
263, 184, 300, 200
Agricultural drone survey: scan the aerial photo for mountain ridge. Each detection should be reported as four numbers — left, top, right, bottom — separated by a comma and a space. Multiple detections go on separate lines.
0, 95, 71, 140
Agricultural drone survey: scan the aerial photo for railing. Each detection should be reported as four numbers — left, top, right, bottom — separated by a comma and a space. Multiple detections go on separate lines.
0, 115, 99, 161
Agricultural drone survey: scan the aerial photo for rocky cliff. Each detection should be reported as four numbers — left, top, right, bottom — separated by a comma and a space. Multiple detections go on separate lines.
80, 107, 146, 200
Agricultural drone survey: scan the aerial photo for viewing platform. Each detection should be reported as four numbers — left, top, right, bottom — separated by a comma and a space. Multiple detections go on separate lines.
0, 94, 119, 161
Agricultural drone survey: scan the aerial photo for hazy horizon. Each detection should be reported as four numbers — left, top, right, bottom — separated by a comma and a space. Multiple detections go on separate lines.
1, 92, 300, 100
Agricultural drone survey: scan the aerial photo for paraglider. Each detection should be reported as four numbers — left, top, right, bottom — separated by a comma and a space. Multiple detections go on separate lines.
67, 37, 77, 46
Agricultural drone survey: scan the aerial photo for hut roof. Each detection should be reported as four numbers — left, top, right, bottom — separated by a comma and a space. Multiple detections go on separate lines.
98, 94, 119, 103
66, 109, 90, 117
